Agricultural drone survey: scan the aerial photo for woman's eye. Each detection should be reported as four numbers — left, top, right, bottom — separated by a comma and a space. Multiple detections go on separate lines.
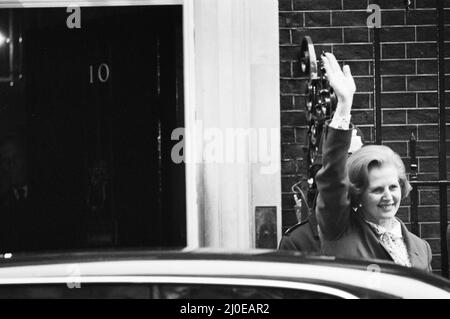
390, 185, 398, 190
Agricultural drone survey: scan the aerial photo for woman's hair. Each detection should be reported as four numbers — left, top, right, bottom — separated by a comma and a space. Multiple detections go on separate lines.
347, 145, 412, 207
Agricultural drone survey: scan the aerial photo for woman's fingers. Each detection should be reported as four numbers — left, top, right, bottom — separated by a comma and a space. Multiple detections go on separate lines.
343, 64, 356, 92
319, 52, 356, 108
322, 52, 346, 85
325, 52, 341, 74
321, 52, 355, 87
343, 64, 352, 77
321, 54, 332, 75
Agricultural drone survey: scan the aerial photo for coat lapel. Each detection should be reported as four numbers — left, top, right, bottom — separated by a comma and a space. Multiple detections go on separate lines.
399, 221, 421, 268
355, 210, 393, 260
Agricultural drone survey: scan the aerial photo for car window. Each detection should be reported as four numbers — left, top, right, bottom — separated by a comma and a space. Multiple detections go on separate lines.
0, 283, 341, 299
0, 284, 151, 299
156, 284, 339, 299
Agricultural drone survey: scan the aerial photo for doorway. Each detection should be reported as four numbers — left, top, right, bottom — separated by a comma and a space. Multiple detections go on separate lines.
4, 5, 185, 250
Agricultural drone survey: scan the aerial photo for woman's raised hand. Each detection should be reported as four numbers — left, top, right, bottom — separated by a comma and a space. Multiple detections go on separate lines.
321, 52, 356, 116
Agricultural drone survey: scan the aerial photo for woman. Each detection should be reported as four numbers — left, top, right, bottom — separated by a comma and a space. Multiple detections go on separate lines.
315, 53, 432, 272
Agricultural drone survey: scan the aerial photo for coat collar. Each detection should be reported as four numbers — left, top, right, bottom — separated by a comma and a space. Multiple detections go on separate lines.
355, 209, 420, 266
398, 220, 421, 267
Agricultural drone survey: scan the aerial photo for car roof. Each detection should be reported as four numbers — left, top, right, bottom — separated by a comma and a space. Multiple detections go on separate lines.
0, 247, 443, 278
0, 248, 449, 298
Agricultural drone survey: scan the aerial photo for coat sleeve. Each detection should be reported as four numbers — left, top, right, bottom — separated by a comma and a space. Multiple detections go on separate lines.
278, 236, 297, 251
315, 124, 353, 241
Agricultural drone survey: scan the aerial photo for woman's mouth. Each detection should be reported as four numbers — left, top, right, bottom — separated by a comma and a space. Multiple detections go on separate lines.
379, 203, 395, 211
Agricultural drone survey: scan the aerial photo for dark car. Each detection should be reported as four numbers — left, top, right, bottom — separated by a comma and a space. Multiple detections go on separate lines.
0, 248, 449, 299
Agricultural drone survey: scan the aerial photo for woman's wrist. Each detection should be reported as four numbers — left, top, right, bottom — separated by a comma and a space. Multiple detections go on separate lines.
330, 99, 353, 130
330, 113, 351, 130
334, 99, 353, 117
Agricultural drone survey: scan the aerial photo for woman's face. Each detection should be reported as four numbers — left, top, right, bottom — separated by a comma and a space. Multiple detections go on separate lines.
360, 164, 402, 225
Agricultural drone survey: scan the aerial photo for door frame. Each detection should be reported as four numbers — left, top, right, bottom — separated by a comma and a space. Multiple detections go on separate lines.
0, 0, 199, 248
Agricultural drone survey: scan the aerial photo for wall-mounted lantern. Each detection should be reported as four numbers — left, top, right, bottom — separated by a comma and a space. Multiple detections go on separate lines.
0, 10, 13, 83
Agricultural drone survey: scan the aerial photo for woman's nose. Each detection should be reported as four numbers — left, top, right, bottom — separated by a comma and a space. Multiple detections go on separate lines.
382, 189, 393, 200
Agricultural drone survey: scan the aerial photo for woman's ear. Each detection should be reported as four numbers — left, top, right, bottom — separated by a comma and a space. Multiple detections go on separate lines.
400, 178, 412, 199
350, 191, 360, 210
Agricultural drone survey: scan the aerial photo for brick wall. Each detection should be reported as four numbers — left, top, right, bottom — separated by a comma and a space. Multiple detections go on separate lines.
279, 0, 450, 274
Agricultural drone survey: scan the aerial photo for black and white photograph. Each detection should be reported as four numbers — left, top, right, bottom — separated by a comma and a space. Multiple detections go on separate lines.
0, 0, 449, 302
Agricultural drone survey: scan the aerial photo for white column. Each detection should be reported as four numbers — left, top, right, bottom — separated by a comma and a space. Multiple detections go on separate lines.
189, 0, 281, 248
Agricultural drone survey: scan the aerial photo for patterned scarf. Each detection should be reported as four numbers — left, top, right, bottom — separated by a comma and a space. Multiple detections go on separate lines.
365, 219, 412, 267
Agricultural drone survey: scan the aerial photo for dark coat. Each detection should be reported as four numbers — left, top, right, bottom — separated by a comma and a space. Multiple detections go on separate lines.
278, 212, 320, 253
315, 125, 432, 272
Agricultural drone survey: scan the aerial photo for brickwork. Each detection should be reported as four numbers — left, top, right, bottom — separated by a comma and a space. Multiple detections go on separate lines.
279, 0, 450, 274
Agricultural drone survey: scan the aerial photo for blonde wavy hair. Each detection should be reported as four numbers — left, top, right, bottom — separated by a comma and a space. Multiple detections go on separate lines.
347, 145, 412, 207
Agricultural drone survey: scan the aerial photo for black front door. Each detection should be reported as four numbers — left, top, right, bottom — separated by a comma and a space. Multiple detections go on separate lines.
15, 6, 185, 250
